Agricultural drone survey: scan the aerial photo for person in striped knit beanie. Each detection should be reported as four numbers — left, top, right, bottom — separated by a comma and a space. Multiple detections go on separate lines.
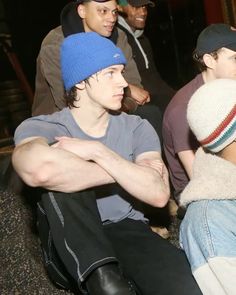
179, 78, 236, 295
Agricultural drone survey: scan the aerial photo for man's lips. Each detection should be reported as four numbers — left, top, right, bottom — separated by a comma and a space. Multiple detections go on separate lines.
113, 93, 124, 99
135, 17, 146, 22
104, 24, 114, 32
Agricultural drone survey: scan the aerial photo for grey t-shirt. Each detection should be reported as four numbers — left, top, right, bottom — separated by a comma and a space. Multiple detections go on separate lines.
14, 108, 161, 223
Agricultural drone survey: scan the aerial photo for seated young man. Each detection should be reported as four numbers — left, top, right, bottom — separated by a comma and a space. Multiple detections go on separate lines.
179, 78, 236, 295
162, 23, 236, 202
117, 0, 175, 114
12, 32, 201, 295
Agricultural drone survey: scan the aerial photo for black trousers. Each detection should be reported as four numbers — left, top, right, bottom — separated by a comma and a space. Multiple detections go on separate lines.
39, 190, 202, 295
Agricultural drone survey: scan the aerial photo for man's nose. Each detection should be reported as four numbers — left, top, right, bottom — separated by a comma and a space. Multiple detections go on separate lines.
120, 74, 128, 88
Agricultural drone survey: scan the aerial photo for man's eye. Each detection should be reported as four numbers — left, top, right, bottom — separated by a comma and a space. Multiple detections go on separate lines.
98, 9, 107, 14
105, 71, 114, 77
112, 10, 118, 16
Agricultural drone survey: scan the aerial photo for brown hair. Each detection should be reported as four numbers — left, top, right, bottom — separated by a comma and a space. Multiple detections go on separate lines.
192, 48, 222, 72
64, 75, 98, 108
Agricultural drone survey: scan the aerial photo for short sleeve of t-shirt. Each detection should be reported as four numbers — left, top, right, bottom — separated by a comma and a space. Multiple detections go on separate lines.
14, 110, 72, 145
164, 74, 202, 154
106, 113, 161, 160
132, 118, 161, 158
168, 103, 197, 153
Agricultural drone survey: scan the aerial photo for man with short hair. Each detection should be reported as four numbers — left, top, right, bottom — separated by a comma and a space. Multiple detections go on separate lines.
32, 0, 151, 117
117, 0, 175, 114
162, 23, 236, 201
13, 32, 201, 295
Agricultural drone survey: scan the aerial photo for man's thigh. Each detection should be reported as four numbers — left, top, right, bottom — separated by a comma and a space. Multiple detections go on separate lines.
104, 218, 202, 295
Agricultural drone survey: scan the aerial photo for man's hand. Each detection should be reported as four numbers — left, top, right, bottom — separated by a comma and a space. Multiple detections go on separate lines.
136, 158, 164, 175
52, 136, 98, 161
135, 154, 170, 195
127, 84, 150, 105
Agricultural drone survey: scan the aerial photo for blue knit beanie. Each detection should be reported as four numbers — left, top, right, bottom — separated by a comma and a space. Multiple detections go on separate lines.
61, 32, 127, 91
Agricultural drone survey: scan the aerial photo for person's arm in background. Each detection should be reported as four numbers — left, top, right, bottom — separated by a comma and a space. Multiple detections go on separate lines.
178, 150, 195, 179
164, 101, 198, 180
32, 27, 66, 116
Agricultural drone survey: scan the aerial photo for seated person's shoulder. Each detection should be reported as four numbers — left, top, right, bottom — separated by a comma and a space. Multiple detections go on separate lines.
119, 111, 148, 125
164, 74, 203, 122
117, 27, 126, 37
38, 26, 64, 63
41, 26, 64, 47
163, 95, 187, 127
116, 27, 128, 45
113, 113, 158, 139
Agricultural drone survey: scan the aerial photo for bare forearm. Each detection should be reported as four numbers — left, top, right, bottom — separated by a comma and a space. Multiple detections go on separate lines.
178, 150, 195, 179
12, 138, 114, 192
13, 138, 169, 205
91, 144, 169, 207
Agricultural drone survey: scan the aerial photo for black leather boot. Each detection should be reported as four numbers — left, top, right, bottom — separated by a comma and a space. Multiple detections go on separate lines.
85, 263, 137, 295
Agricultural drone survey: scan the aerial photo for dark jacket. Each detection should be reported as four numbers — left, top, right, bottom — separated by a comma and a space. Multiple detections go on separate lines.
117, 16, 175, 112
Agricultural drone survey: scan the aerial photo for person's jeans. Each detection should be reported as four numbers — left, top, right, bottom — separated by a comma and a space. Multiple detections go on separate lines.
180, 200, 236, 295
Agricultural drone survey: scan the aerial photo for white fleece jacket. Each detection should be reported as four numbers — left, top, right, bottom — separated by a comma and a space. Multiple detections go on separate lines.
180, 147, 236, 207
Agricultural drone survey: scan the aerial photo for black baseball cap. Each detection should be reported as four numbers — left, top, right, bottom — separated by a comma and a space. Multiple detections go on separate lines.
195, 23, 236, 55
76, 0, 111, 4
118, 0, 155, 7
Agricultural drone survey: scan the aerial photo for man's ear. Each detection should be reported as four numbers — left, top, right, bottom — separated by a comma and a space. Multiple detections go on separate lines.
77, 3, 86, 19
75, 81, 86, 90
203, 53, 216, 70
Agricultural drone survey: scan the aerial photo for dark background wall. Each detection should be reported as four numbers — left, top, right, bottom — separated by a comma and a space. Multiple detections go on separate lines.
0, 0, 224, 91
146, 0, 206, 88
0, 0, 67, 86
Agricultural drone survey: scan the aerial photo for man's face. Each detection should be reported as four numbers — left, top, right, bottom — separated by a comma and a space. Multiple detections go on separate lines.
119, 4, 148, 31
213, 48, 236, 79
85, 64, 128, 111
78, 0, 118, 37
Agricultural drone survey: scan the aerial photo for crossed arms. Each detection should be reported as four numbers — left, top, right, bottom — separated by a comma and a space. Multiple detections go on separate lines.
12, 136, 170, 207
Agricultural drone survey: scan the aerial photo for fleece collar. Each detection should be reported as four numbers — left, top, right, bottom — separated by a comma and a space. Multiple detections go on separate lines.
180, 148, 236, 206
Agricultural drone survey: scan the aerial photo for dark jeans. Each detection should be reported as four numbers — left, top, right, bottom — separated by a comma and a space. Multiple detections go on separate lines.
38, 190, 202, 295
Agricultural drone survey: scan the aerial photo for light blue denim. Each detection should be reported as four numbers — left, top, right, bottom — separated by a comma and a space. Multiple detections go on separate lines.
180, 199, 236, 272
